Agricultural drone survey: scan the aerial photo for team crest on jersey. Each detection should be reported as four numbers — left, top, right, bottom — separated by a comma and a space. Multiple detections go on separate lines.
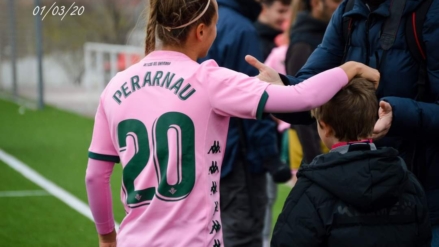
169, 187, 177, 195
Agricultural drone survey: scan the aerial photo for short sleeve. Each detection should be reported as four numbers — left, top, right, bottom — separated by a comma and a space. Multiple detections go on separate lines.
88, 99, 120, 163
199, 60, 270, 120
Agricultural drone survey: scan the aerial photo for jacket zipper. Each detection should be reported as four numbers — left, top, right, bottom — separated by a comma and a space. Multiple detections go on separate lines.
365, 13, 372, 65
364, 4, 372, 66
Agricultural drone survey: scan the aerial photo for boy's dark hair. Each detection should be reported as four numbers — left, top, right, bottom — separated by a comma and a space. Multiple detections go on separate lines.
260, 0, 292, 6
311, 78, 378, 141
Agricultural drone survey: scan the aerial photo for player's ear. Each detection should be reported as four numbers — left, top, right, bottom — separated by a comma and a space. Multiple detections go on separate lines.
195, 23, 206, 41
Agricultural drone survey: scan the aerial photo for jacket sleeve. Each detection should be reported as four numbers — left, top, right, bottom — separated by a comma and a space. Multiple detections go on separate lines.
382, 98, 439, 139
382, 2, 439, 140
271, 183, 325, 247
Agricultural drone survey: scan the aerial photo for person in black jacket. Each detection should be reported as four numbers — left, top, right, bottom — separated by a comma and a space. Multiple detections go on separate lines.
255, 0, 291, 60
271, 78, 432, 247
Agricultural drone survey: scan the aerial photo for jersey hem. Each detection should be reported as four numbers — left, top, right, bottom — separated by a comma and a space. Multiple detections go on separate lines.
88, 151, 120, 163
256, 91, 269, 120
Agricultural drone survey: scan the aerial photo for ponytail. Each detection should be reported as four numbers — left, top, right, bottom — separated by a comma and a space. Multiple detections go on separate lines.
144, 0, 216, 53
145, 0, 158, 55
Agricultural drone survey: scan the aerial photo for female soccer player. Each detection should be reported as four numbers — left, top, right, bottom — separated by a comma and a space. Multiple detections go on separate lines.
85, 0, 379, 246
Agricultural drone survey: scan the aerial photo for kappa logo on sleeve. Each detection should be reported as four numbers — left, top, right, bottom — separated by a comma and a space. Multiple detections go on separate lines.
213, 239, 221, 247
209, 161, 219, 174
210, 220, 221, 234
208, 141, 221, 154
210, 181, 218, 195
214, 201, 219, 212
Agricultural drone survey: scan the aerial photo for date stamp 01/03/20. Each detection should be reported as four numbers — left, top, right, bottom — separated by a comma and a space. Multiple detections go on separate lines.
33, 2, 84, 21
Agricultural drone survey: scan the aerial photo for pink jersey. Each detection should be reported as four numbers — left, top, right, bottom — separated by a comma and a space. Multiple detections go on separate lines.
88, 51, 269, 247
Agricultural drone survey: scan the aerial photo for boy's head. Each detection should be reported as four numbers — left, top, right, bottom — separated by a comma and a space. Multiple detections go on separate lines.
311, 78, 378, 149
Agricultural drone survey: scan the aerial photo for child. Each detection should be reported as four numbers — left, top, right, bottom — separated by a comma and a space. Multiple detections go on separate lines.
271, 78, 431, 247
84, 0, 379, 246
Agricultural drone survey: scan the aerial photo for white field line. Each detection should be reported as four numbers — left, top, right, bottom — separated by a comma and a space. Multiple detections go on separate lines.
0, 190, 50, 197
0, 149, 120, 230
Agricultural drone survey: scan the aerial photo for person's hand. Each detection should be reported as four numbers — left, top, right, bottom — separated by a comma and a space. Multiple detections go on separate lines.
372, 101, 393, 140
339, 61, 380, 89
100, 242, 116, 247
245, 55, 284, 86
99, 229, 117, 247
356, 63, 380, 89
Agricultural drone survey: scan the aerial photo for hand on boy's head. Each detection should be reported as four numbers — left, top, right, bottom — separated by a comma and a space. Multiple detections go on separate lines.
245, 55, 284, 86
356, 64, 380, 89
372, 101, 393, 140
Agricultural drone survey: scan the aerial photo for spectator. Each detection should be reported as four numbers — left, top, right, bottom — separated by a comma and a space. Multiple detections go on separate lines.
285, 0, 342, 169
255, 2, 291, 245
255, 0, 291, 60
271, 78, 432, 247
200, 0, 291, 246
276, 0, 439, 244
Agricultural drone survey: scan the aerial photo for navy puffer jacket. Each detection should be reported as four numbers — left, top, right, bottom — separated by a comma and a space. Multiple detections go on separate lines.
281, 0, 439, 225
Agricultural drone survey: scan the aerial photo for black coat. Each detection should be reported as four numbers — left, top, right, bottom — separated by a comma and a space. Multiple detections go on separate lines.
276, 0, 439, 226
271, 143, 431, 247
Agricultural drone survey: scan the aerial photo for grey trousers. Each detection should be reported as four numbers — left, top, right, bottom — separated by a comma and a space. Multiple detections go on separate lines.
220, 160, 268, 247
263, 174, 277, 246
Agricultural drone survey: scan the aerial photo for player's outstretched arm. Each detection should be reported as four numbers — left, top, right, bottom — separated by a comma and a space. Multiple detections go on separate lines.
85, 159, 117, 246
262, 62, 379, 113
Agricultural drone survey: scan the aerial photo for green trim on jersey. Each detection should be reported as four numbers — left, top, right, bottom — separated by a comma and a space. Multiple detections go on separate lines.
256, 91, 269, 120
88, 152, 120, 163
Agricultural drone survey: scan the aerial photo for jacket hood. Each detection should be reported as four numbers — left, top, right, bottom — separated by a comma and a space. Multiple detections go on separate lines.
298, 146, 409, 211
254, 21, 282, 42
218, 0, 261, 22
289, 12, 328, 36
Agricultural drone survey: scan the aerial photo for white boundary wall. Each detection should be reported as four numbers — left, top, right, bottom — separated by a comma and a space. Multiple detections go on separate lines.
83, 42, 143, 91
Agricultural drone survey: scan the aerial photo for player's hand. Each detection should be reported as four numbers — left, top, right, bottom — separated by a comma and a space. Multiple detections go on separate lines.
245, 55, 284, 86
372, 101, 392, 140
99, 229, 117, 247
340, 61, 380, 89
99, 242, 116, 247
356, 64, 380, 89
